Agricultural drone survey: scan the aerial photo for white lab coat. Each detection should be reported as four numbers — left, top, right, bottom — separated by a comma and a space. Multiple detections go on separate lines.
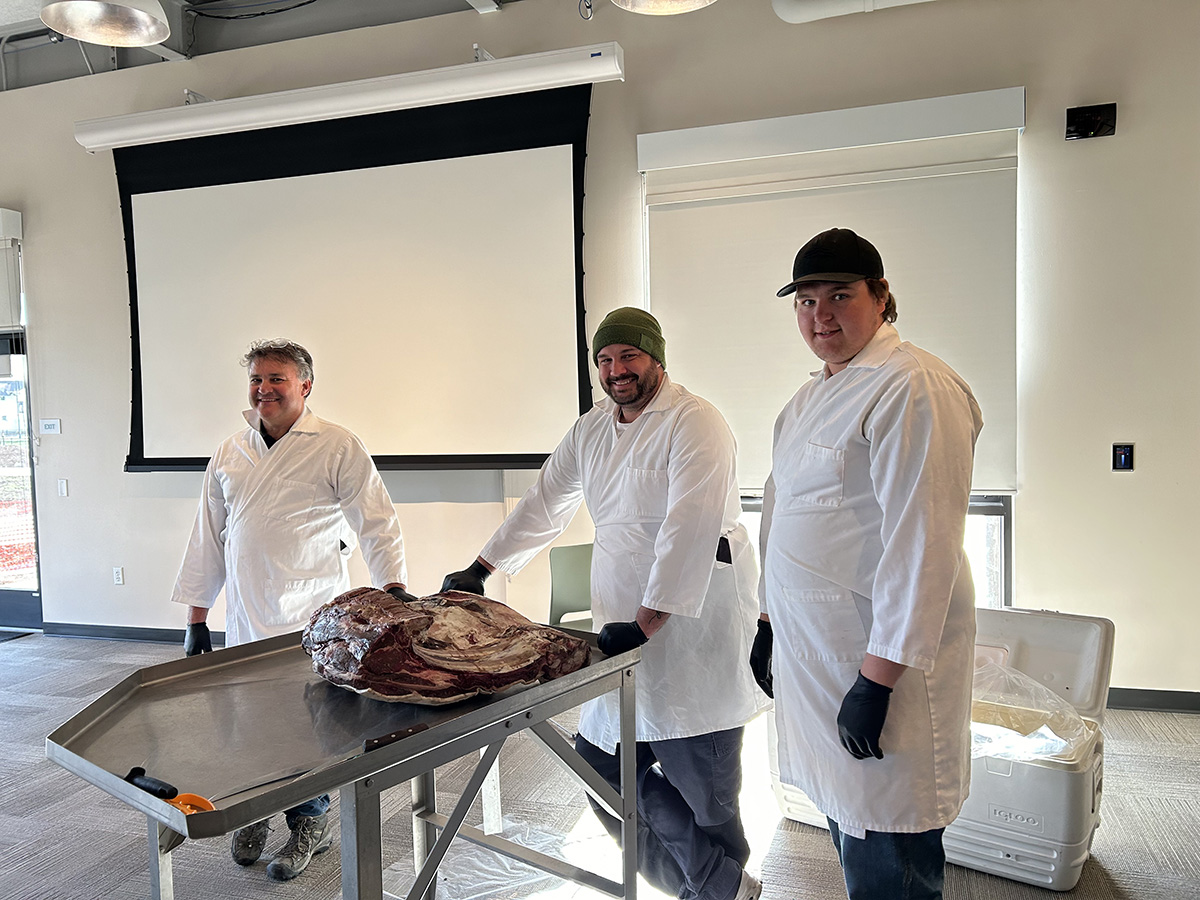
482, 376, 769, 753
171, 407, 406, 647
760, 323, 982, 837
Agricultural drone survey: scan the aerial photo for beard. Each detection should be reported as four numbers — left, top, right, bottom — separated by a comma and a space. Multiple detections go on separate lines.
602, 365, 662, 411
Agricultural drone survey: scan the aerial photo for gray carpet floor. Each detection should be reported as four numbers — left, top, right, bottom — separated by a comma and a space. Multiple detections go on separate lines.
1, 634, 1197, 900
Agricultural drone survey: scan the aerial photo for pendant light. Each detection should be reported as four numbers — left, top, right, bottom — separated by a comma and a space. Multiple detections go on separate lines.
610, 0, 718, 14
40, 0, 170, 48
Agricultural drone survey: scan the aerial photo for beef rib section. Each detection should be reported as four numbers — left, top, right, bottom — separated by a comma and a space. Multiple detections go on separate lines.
302, 587, 591, 704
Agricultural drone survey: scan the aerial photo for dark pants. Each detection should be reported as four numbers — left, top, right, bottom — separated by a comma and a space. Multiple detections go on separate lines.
286, 794, 330, 830
827, 818, 946, 900
576, 728, 749, 900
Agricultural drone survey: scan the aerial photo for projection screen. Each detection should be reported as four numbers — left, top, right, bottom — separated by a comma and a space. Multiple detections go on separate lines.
114, 86, 593, 471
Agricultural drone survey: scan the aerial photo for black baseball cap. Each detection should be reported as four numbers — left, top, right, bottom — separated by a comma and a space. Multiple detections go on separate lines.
776, 228, 885, 297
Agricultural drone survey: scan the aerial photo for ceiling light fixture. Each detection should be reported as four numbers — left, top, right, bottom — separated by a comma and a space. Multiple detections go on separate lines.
40, 0, 170, 48
610, 0, 717, 14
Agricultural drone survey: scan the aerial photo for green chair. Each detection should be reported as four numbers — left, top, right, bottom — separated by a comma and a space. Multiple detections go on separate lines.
548, 542, 594, 632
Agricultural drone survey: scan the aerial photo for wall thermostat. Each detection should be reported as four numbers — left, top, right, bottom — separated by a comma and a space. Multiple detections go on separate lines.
1112, 443, 1134, 471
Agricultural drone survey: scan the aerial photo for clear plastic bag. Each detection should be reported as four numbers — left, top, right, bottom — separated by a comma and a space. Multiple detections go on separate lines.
970, 662, 1093, 763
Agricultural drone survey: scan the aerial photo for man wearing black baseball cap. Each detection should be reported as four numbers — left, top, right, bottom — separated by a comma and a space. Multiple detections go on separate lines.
753, 228, 983, 900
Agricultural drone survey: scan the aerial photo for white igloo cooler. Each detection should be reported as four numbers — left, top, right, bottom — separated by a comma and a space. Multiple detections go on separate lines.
767, 606, 1115, 892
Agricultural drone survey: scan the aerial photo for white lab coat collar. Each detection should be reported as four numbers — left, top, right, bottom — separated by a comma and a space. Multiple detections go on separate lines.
594, 373, 679, 422
813, 322, 902, 379
241, 404, 318, 436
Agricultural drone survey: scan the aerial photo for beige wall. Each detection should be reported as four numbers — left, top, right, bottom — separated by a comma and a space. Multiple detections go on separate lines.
0, 0, 1197, 692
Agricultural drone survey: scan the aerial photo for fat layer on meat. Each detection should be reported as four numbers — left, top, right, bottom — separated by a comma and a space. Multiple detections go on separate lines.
301, 587, 591, 704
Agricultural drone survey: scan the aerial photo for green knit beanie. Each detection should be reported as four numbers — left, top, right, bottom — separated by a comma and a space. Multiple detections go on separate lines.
592, 307, 666, 369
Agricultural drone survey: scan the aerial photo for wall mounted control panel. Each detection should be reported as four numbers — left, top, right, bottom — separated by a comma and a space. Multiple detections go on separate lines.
1112, 443, 1134, 471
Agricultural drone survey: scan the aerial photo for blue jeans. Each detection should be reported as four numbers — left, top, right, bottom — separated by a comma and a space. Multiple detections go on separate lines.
576, 729, 748, 900
827, 818, 946, 900
285, 794, 330, 831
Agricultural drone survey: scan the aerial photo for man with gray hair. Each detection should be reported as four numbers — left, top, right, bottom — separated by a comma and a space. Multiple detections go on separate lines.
170, 338, 413, 883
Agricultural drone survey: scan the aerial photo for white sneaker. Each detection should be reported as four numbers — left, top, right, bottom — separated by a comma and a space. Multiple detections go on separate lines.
733, 869, 763, 900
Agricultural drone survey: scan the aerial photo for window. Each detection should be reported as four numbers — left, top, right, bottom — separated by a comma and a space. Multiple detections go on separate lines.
740, 493, 1011, 609
965, 495, 1011, 609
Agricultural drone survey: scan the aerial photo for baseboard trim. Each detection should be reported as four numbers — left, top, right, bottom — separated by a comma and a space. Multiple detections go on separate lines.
1107, 688, 1200, 714
42, 622, 226, 648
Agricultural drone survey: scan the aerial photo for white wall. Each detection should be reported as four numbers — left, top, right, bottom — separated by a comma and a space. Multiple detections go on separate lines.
1, 0, 1197, 692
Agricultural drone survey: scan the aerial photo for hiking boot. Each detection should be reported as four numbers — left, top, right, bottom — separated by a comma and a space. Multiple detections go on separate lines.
230, 819, 271, 866
266, 813, 333, 882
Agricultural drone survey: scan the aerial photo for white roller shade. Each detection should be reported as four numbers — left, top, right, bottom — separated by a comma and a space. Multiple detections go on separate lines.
0, 240, 21, 331
640, 93, 1021, 494
647, 163, 1016, 493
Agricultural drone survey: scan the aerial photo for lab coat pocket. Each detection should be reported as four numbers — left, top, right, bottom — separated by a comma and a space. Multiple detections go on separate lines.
776, 586, 866, 662
783, 441, 844, 508
262, 577, 338, 628
262, 477, 318, 524
617, 467, 669, 520
629, 553, 654, 598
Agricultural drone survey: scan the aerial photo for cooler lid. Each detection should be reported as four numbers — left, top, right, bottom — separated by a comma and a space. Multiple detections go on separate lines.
974, 607, 1115, 723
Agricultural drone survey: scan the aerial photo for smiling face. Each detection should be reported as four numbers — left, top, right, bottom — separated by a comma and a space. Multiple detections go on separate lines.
597, 343, 663, 422
248, 356, 311, 439
793, 279, 887, 375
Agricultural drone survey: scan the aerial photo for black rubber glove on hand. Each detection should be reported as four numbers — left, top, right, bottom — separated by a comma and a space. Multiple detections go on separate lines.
749, 619, 774, 698
386, 586, 419, 603
597, 621, 649, 657
184, 622, 212, 657
837, 671, 893, 760
440, 559, 491, 595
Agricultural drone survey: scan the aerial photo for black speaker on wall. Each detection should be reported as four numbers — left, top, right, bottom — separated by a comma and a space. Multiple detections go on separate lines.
1066, 103, 1117, 140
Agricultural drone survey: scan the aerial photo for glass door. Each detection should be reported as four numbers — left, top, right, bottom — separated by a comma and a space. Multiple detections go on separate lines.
0, 332, 40, 628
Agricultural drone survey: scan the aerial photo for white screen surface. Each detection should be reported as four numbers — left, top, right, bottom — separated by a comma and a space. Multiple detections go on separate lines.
648, 167, 1017, 493
133, 144, 580, 460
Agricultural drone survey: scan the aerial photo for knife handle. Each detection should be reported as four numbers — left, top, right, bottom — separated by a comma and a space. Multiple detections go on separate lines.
124, 766, 179, 799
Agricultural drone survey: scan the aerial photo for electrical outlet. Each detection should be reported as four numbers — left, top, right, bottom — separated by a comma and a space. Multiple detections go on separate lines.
112, 567, 124, 586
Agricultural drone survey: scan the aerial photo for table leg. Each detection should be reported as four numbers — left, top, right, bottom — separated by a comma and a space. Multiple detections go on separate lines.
411, 771, 438, 900
619, 665, 638, 900
340, 777, 383, 900
147, 819, 178, 900
480, 746, 502, 835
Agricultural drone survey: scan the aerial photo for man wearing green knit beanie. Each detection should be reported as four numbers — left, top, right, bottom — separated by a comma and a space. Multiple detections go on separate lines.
442, 306, 767, 900
590, 307, 669, 421
591, 306, 667, 369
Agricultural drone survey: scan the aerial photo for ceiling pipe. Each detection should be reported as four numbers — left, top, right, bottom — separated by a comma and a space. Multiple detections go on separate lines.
772, 0, 939, 25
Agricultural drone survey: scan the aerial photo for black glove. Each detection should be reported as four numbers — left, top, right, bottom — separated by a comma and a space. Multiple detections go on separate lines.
836, 671, 893, 760
386, 586, 419, 603
184, 622, 212, 656
597, 621, 649, 657
441, 559, 491, 595
749, 619, 774, 698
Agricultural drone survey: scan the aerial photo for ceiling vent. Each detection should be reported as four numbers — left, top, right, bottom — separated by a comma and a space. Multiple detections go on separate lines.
773, 0, 939, 25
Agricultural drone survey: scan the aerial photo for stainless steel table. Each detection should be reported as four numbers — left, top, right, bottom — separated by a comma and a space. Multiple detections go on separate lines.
46, 631, 640, 900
